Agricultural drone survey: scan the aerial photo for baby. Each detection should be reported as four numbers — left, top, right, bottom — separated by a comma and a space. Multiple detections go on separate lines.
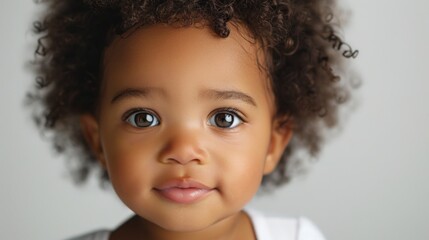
29, 0, 357, 239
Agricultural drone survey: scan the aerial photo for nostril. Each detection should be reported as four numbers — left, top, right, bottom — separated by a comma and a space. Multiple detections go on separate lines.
163, 157, 202, 165
166, 157, 181, 164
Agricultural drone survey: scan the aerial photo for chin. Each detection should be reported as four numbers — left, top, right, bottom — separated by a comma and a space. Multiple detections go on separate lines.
155, 217, 213, 232
150, 209, 234, 233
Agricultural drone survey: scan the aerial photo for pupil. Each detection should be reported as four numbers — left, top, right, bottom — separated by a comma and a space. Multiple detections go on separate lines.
216, 113, 233, 127
136, 113, 153, 127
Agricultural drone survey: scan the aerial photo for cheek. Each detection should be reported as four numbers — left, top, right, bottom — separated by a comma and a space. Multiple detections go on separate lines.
101, 130, 160, 200
212, 125, 272, 201
215, 149, 266, 209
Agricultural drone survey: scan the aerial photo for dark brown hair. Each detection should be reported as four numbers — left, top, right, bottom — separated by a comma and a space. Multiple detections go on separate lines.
29, 0, 358, 188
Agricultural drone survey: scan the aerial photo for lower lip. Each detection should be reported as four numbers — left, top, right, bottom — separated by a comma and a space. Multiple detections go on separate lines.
155, 187, 213, 204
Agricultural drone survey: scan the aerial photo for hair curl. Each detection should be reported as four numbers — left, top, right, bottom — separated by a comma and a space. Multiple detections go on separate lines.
29, 0, 358, 189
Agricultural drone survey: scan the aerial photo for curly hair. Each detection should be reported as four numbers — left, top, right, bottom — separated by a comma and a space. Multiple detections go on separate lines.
29, 0, 358, 189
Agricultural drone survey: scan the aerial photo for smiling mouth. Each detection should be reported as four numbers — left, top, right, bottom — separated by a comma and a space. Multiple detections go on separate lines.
153, 179, 214, 204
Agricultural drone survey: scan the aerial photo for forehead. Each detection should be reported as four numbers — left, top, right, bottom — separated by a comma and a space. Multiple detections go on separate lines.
101, 23, 273, 110
103, 23, 265, 72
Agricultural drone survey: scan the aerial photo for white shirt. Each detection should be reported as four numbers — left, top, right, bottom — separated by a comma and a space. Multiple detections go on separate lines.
67, 209, 326, 240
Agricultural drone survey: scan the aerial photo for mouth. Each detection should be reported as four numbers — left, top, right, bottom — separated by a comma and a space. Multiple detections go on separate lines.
153, 178, 215, 204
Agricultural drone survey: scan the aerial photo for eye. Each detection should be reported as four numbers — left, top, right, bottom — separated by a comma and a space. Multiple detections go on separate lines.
208, 109, 243, 129
125, 109, 160, 128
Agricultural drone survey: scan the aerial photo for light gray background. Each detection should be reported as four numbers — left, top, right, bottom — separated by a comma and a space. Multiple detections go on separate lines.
1, 0, 428, 239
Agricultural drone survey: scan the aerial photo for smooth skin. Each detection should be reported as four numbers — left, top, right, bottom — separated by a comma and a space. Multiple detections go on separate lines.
81, 23, 293, 240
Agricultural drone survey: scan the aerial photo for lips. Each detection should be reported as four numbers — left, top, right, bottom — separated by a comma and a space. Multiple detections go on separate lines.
154, 179, 214, 204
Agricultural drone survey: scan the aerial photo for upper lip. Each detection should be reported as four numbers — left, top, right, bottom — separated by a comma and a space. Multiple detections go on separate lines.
154, 178, 212, 190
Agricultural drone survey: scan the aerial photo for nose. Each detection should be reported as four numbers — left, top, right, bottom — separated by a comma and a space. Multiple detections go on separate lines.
158, 128, 206, 165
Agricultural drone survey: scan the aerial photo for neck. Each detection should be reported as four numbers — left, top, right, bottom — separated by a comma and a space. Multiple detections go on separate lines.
110, 210, 255, 240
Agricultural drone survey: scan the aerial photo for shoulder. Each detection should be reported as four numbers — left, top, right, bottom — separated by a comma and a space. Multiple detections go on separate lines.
296, 217, 327, 240
246, 209, 326, 240
65, 229, 111, 240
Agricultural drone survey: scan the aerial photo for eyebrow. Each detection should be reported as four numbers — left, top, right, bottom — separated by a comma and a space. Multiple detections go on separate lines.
111, 87, 164, 104
111, 87, 257, 107
200, 89, 257, 107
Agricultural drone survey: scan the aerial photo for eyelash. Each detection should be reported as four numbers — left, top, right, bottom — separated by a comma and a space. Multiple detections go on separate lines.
208, 107, 246, 129
122, 107, 246, 129
122, 108, 161, 128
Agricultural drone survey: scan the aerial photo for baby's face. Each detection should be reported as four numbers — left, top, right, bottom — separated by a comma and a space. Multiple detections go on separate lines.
83, 23, 291, 232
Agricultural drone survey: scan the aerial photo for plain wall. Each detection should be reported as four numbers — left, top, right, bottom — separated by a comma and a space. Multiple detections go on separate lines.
1, 0, 428, 239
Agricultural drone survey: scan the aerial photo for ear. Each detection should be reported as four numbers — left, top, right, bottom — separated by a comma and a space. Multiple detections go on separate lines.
263, 118, 293, 175
80, 114, 107, 169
